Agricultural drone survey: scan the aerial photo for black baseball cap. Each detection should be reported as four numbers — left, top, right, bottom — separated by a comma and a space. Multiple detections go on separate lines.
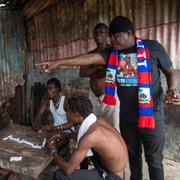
109, 16, 135, 36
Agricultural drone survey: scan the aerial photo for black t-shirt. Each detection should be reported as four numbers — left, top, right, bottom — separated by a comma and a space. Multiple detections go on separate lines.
99, 40, 172, 122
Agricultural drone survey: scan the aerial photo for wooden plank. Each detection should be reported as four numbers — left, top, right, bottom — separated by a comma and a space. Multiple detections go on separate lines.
23, 0, 56, 19
0, 124, 53, 179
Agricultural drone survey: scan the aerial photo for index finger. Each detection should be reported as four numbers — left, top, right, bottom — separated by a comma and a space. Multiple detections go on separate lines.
35, 62, 49, 66
35, 64, 49, 72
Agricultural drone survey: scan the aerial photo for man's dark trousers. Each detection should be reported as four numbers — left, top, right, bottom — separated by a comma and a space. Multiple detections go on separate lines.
120, 119, 164, 180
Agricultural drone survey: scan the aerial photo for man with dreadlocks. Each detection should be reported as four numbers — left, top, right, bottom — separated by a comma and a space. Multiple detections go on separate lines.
47, 96, 128, 180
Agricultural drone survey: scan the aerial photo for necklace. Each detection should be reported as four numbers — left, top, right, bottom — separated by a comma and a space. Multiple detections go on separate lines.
54, 96, 61, 109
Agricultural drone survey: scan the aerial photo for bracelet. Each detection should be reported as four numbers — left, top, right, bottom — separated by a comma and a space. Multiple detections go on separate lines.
50, 149, 57, 156
60, 125, 63, 131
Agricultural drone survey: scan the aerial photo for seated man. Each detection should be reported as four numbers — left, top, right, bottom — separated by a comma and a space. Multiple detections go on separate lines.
33, 77, 72, 134
89, 73, 120, 132
48, 96, 128, 180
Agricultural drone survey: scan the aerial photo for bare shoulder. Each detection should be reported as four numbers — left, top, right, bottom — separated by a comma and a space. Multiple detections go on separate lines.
77, 129, 97, 150
81, 118, 114, 142
95, 118, 115, 130
91, 118, 124, 144
78, 122, 103, 148
80, 117, 121, 145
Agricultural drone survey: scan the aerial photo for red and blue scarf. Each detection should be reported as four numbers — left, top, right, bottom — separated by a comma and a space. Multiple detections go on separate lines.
103, 37, 155, 128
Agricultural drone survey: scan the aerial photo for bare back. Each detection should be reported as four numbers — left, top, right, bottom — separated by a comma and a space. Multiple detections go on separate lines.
82, 118, 128, 178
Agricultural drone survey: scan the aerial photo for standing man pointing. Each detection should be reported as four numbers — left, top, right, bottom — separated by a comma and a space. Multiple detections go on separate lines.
36, 16, 180, 180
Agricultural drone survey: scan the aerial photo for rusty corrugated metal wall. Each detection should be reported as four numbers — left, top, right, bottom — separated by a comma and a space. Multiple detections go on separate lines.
25, 0, 180, 71
0, 0, 179, 124
0, 0, 179, 159
23, 0, 180, 125
0, 9, 26, 106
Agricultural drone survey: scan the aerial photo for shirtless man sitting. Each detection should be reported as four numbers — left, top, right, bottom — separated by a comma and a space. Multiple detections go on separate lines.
47, 96, 128, 180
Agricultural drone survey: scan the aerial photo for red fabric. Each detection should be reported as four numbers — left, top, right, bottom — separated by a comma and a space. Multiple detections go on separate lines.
138, 116, 155, 128
108, 54, 119, 66
103, 94, 116, 105
138, 72, 151, 84
104, 37, 155, 128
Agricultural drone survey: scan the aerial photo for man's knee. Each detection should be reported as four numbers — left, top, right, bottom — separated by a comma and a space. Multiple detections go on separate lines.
145, 152, 163, 167
128, 148, 142, 159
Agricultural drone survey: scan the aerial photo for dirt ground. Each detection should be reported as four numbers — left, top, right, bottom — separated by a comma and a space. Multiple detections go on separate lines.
1, 158, 180, 180
125, 158, 180, 180
29, 158, 180, 180
37, 158, 180, 180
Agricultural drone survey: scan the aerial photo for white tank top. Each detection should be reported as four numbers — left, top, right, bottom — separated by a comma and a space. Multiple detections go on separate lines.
49, 96, 68, 126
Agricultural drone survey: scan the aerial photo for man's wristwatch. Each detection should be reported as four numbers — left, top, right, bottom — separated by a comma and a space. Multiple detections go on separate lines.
167, 88, 177, 94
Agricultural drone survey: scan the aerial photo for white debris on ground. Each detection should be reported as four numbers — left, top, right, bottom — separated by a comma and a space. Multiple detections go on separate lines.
9, 156, 23, 162
3, 135, 46, 149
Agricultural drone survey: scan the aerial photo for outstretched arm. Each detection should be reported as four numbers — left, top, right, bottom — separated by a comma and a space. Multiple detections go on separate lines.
35, 53, 105, 73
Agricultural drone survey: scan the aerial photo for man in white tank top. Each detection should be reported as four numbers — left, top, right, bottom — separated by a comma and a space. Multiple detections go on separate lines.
33, 78, 72, 134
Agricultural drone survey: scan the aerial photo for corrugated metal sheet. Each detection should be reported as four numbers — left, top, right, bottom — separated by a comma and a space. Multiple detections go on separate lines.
0, 0, 178, 125
25, 0, 180, 72
24, 0, 180, 119
136, 22, 180, 68
0, 9, 26, 105
0, 0, 179, 125
23, 0, 57, 19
